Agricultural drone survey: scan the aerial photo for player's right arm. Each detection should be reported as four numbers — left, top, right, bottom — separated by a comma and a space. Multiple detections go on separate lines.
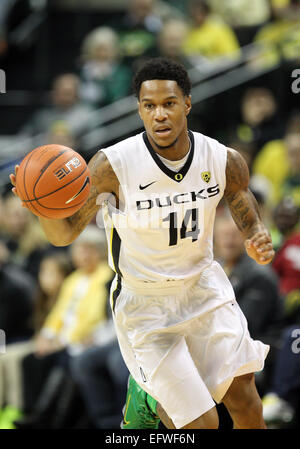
10, 151, 119, 246
224, 148, 274, 265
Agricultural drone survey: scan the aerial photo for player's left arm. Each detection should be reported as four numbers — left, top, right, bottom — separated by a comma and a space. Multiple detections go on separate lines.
224, 148, 275, 265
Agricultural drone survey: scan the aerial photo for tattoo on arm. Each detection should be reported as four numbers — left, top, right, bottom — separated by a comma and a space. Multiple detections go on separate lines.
66, 185, 100, 233
224, 149, 263, 237
66, 151, 119, 236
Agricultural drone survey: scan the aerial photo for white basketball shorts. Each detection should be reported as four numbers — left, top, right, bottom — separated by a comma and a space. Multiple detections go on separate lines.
111, 273, 270, 429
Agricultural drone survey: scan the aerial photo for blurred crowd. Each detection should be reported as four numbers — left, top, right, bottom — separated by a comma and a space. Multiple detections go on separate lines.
0, 0, 299, 429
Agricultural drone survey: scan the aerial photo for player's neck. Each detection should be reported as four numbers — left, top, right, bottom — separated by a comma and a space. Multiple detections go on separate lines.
148, 130, 190, 161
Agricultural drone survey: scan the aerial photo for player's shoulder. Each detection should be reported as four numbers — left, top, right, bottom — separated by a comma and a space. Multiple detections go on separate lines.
191, 130, 228, 154
99, 132, 144, 155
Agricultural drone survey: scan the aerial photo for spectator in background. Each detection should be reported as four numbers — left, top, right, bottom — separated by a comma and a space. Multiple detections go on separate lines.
262, 324, 300, 428
0, 238, 35, 345
0, 251, 72, 429
116, 0, 164, 68
233, 87, 282, 157
272, 198, 300, 320
156, 19, 188, 63
0, 0, 46, 58
0, 0, 13, 57
228, 140, 257, 173
208, 0, 271, 28
214, 212, 284, 393
20, 74, 93, 141
15, 225, 113, 429
281, 131, 300, 206
142, 19, 193, 69
261, 187, 300, 430
33, 252, 74, 336
34, 225, 112, 358
182, 0, 240, 65
0, 237, 35, 429
252, 113, 300, 207
2, 194, 50, 278
252, 0, 300, 69
214, 212, 283, 344
207, 0, 271, 46
45, 122, 77, 151
70, 328, 129, 428
79, 27, 132, 109
163, 0, 187, 14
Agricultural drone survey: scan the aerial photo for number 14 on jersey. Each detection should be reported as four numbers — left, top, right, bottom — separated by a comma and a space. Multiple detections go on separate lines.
163, 208, 200, 246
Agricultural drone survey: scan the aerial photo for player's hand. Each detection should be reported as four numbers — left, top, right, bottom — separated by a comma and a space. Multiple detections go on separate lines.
34, 335, 55, 357
245, 230, 275, 265
9, 165, 25, 205
34, 334, 64, 358
9, 164, 18, 193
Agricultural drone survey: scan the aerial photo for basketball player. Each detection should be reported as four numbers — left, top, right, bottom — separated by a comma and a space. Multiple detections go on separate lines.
10, 58, 274, 429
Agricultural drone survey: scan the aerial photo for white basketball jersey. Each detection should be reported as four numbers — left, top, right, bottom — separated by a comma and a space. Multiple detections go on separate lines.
101, 130, 228, 286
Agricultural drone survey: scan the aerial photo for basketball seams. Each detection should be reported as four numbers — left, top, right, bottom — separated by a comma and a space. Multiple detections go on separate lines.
31, 155, 88, 213
34, 172, 89, 210
39, 150, 68, 175
20, 147, 68, 201
33, 195, 88, 211
32, 175, 90, 211
17, 145, 90, 219
28, 165, 88, 203
20, 146, 55, 200
26, 202, 54, 218
32, 149, 71, 200
22, 147, 70, 217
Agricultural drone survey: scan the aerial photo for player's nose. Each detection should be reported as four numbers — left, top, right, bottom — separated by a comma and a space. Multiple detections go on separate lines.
154, 106, 167, 121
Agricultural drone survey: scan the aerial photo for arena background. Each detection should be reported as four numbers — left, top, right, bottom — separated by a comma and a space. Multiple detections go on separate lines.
0, 0, 299, 430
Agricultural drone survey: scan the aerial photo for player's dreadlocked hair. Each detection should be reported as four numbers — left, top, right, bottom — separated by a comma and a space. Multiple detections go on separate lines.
133, 57, 191, 98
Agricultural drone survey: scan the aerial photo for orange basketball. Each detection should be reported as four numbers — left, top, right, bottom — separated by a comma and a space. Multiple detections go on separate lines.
16, 144, 91, 219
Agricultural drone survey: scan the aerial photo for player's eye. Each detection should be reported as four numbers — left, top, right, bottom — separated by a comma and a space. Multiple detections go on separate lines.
166, 101, 175, 107
145, 103, 154, 110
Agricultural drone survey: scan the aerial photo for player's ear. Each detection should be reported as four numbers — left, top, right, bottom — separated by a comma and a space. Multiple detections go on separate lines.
185, 95, 192, 116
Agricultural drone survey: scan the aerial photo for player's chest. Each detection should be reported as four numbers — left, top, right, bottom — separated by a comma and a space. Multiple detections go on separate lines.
124, 168, 222, 231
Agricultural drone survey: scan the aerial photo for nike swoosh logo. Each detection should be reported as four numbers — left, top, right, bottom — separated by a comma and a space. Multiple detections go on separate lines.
139, 181, 156, 190
65, 176, 90, 204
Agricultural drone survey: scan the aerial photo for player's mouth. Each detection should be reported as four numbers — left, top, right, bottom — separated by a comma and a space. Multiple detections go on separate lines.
154, 126, 172, 137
